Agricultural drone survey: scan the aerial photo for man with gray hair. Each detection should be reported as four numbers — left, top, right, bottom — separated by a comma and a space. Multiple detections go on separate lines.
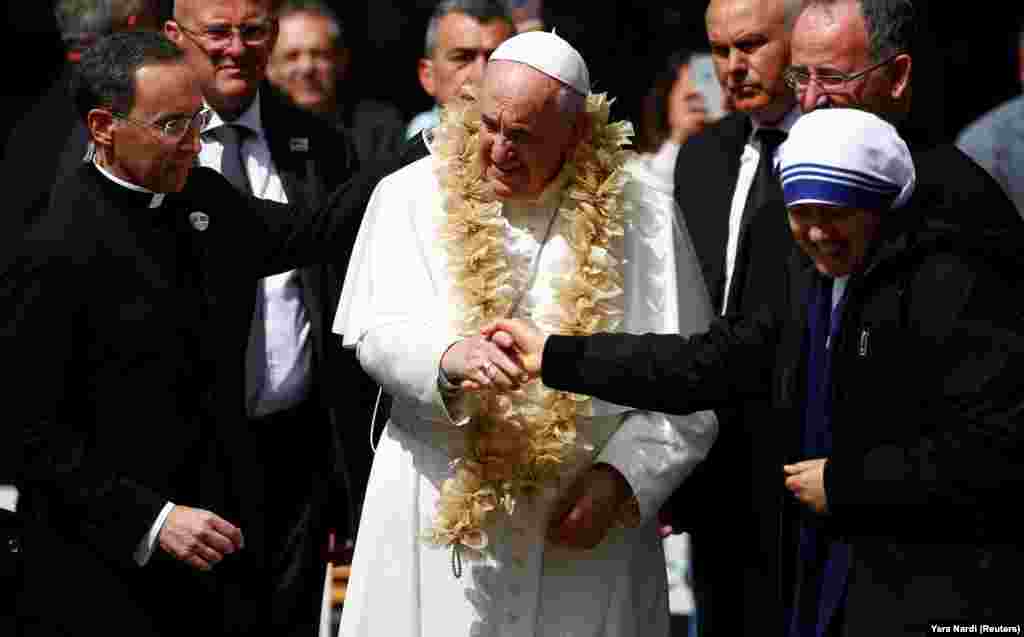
334, 30, 717, 636
56, 0, 163, 61
405, 0, 515, 140
788, 0, 1018, 223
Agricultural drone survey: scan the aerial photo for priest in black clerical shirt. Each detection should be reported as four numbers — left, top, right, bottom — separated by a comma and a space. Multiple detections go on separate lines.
2, 31, 426, 637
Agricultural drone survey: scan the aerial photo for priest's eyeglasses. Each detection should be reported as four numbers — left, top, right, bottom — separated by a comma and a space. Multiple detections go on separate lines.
112, 108, 213, 140
783, 54, 901, 92
175, 20, 275, 47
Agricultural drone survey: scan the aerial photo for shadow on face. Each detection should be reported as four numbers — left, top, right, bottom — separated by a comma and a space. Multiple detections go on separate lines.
268, 11, 341, 115
705, 0, 795, 124
166, 0, 277, 119
477, 61, 585, 202
98, 62, 205, 193
419, 12, 515, 108
787, 203, 882, 277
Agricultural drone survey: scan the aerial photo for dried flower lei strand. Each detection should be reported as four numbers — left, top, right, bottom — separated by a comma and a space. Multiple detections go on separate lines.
425, 88, 636, 563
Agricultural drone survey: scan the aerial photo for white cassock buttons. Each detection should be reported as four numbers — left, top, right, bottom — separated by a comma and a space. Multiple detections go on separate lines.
189, 211, 210, 232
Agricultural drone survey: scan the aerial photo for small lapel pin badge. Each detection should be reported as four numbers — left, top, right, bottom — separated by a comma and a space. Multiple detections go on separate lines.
189, 211, 210, 232
290, 137, 310, 152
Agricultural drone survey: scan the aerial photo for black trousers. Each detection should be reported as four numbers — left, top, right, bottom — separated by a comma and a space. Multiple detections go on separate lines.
2, 508, 22, 636
253, 398, 333, 637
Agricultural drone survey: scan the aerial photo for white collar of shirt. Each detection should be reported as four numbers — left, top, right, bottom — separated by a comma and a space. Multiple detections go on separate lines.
92, 159, 166, 208
198, 91, 284, 202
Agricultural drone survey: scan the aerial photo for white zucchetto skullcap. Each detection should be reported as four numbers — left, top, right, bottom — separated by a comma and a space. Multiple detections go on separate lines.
490, 31, 590, 95
778, 108, 916, 211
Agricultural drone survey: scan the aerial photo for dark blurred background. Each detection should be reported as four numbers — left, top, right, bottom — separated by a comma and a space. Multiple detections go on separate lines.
2, 1, 1022, 155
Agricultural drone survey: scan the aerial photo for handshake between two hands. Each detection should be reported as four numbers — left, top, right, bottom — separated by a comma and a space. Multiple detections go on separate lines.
441, 319, 635, 549
440, 318, 549, 393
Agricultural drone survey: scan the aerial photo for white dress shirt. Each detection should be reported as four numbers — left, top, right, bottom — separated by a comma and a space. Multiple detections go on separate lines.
200, 94, 313, 418
721, 107, 801, 313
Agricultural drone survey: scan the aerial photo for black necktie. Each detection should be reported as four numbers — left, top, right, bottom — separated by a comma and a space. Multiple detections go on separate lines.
725, 128, 788, 313
745, 128, 787, 223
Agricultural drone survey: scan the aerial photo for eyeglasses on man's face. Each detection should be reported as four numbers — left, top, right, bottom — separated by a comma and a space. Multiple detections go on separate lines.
783, 54, 901, 92
112, 108, 213, 140
174, 19, 275, 48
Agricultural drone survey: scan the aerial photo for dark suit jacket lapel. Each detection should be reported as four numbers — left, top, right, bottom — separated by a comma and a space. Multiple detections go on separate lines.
258, 86, 330, 373
726, 126, 784, 314
260, 86, 321, 215
676, 112, 750, 312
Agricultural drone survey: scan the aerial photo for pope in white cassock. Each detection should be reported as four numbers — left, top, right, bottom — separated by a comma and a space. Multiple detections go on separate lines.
333, 31, 718, 636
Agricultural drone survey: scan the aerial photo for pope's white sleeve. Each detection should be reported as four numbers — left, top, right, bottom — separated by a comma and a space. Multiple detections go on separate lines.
333, 165, 459, 421
596, 411, 717, 520
594, 164, 719, 521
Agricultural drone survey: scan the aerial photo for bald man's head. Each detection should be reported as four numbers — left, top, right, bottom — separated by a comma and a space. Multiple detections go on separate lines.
166, 0, 278, 119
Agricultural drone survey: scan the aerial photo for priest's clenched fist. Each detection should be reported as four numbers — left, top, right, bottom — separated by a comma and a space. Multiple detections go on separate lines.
159, 505, 244, 571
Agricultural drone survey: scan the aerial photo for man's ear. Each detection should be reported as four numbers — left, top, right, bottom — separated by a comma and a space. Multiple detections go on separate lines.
87, 108, 116, 149
418, 58, 436, 98
164, 19, 183, 46
888, 53, 912, 102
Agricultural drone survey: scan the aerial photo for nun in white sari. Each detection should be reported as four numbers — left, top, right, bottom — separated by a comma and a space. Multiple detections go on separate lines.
333, 32, 718, 637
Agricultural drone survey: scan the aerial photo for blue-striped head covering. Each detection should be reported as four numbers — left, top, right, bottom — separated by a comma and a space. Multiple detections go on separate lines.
778, 108, 915, 212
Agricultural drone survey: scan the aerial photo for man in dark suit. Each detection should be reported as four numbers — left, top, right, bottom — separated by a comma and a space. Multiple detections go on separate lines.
164, 1, 377, 633
666, 0, 803, 633
268, 0, 407, 164
5, 30, 427, 636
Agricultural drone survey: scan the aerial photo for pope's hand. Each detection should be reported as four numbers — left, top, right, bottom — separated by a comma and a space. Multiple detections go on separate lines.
547, 463, 633, 550
784, 458, 829, 515
441, 334, 525, 391
480, 319, 547, 379
159, 505, 244, 571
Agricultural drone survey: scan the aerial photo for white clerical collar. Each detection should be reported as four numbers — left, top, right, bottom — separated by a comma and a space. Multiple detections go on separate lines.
203, 91, 264, 139
92, 158, 166, 208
